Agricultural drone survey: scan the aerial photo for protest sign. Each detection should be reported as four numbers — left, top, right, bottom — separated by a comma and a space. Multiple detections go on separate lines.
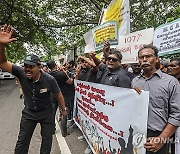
84, 30, 95, 53
116, 28, 154, 64
100, 0, 130, 36
92, 21, 118, 50
74, 80, 149, 154
153, 18, 180, 56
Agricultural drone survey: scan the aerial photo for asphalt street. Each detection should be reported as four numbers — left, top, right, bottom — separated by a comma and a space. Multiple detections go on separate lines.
0, 79, 88, 154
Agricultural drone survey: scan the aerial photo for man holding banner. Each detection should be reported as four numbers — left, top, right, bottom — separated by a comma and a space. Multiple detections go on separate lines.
132, 44, 180, 154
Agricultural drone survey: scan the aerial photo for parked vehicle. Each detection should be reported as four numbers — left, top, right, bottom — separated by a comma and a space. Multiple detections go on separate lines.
0, 69, 15, 79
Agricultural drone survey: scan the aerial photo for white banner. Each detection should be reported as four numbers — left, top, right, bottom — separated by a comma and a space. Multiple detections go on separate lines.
73, 80, 149, 154
153, 18, 180, 56
84, 30, 95, 53
116, 28, 154, 64
100, 0, 130, 36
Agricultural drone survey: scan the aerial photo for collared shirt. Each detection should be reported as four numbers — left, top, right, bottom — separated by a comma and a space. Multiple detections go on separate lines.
97, 63, 131, 88
132, 69, 180, 131
12, 65, 60, 111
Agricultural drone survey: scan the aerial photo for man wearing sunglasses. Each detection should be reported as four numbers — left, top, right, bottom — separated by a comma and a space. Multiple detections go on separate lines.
95, 49, 131, 88
0, 25, 67, 154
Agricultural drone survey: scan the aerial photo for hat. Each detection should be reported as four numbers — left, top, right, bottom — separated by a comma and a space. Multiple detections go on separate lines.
46, 60, 56, 70
24, 54, 41, 65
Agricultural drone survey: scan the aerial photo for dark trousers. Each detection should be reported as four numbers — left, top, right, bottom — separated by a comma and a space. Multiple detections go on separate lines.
146, 129, 169, 154
64, 94, 74, 120
15, 107, 54, 154
52, 102, 67, 137
170, 133, 175, 154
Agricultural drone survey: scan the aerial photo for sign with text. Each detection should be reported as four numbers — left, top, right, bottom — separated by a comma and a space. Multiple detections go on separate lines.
116, 28, 154, 64
92, 21, 118, 50
84, 30, 96, 53
74, 80, 149, 154
153, 18, 180, 56
100, 0, 130, 36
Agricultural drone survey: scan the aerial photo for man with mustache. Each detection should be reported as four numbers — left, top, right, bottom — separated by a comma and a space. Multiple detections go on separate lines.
0, 25, 67, 154
132, 44, 180, 154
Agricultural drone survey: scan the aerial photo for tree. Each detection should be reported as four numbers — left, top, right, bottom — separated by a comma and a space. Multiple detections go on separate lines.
0, 0, 179, 62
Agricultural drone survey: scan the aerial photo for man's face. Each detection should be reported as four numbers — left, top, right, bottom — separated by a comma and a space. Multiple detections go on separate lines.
107, 54, 121, 71
81, 60, 90, 69
24, 64, 41, 80
168, 61, 180, 76
138, 48, 158, 72
131, 63, 141, 74
65, 62, 69, 69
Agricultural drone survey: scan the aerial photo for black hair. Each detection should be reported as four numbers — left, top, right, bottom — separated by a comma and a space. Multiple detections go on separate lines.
109, 49, 123, 61
138, 44, 159, 57
46, 60, 56, 70
68, 60, 75, 67
170, 57, 180, 66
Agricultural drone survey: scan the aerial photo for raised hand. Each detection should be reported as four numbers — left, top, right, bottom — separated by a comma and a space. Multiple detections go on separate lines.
88, 51, 96, 59
0, 24, 17, 45
103, 41, 110, 54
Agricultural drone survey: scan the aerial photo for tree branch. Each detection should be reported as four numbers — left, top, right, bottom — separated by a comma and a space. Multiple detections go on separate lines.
132, 1, 156, 28
88, 0, 102, 11
40, 21, 98, 28
1, 0, 14, 24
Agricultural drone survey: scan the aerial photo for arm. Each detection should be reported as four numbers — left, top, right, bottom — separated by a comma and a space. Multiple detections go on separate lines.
56, 92, 67, 117
75, 64, 82, 80
65, 78, 73, 85
78, 55, 96, 68
102, 41, 110, 60
89, 51, 101, 67
63, 71, 73, 85
0, 25, 17, 73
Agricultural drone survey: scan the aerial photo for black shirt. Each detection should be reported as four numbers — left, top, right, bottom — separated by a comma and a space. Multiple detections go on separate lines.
12, 65, 60, 111
49, 70, 69, 94
78, 68, 97, 83
64, 69, 75, 96
97, 64, 131, 88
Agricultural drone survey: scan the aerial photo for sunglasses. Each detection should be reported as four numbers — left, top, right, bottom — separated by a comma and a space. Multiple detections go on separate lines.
24, 64, 36, 69
107, 57, 119, 62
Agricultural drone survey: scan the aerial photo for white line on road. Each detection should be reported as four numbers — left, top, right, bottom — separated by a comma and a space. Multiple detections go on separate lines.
55, 119, 72, 154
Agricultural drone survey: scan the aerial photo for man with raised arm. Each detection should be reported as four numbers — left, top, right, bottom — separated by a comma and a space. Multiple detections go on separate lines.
0, 25, 67, 154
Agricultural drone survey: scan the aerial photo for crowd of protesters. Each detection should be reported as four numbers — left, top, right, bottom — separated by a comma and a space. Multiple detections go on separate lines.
0, 24, 180, 154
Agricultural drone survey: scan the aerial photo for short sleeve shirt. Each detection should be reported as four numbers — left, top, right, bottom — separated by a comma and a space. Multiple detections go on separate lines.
49, 70, 68, 94
12, 65, 60, 111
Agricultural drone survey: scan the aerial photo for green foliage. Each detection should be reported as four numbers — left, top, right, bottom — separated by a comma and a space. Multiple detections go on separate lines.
0, 0, 179, 62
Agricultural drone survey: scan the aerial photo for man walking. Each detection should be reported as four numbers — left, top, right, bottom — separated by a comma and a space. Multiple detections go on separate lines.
0, 25, 67, 154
